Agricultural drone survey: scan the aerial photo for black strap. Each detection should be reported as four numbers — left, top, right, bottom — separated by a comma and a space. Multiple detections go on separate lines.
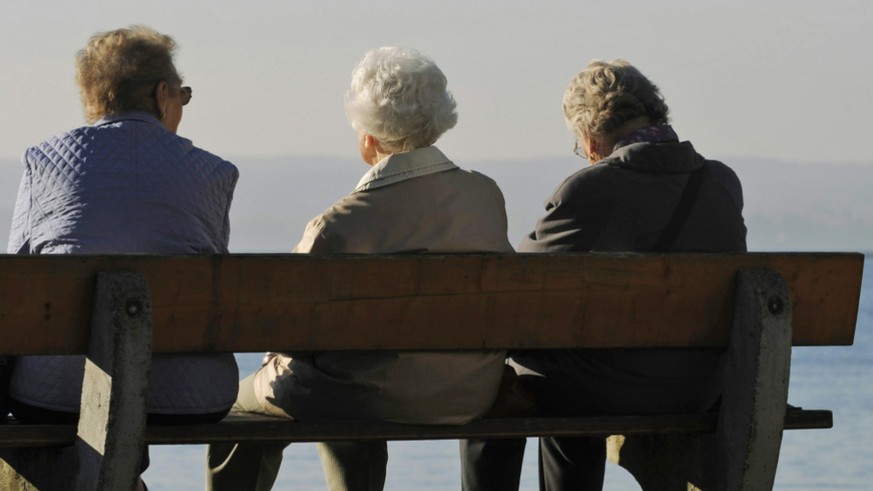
651, 166, 705, 252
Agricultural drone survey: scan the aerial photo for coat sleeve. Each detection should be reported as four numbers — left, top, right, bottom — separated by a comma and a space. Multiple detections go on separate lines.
218, 165, 240, 253
7, 162, 33, 254
292, 216, 342, 253
517, 177, 607, 253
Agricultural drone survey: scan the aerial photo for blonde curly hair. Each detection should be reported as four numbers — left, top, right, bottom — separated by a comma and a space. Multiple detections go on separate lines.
75, 26, 181, 123
563, 59, 669, 142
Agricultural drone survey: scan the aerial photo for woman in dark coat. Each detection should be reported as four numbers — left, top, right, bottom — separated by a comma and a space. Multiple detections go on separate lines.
461, 59, 747, 491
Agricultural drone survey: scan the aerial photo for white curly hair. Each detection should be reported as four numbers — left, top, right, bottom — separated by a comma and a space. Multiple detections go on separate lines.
345, 47, 458, 152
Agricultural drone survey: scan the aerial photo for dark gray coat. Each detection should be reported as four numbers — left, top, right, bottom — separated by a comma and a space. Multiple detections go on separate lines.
512, 140, 747, 415
519, 140, 746, 254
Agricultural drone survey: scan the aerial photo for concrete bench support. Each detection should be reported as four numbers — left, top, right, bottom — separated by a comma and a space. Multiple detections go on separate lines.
611, 269, 793, 490
75, 272, 153, 490
1, 272, 153, 491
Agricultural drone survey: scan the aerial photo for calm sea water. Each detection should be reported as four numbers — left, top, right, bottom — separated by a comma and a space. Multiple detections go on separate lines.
142, 257, 872, 490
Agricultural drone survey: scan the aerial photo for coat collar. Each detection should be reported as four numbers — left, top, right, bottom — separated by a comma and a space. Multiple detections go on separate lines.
94, 111, 165, 129
354, 146, 458, 192
600, 140, 703, 174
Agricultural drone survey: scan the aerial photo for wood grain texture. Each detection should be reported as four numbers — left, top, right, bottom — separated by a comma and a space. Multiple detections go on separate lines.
0, 253, 863, 354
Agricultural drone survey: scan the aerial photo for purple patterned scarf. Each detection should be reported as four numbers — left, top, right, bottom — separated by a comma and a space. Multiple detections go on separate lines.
612, 124, 679, 152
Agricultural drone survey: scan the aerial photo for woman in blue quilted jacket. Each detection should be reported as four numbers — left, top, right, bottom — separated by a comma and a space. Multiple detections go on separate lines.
5, 25, 239, 489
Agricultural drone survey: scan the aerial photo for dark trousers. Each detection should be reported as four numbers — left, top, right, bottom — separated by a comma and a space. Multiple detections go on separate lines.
460, 349, 722, 491
460, 435, 606, 490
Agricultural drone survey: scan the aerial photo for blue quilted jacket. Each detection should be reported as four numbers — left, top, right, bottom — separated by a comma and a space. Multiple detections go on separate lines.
7, 112, 240, 415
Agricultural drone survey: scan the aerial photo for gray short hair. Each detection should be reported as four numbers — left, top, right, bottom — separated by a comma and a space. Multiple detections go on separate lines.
563, 59, 669, 141
345, 47, 458, 152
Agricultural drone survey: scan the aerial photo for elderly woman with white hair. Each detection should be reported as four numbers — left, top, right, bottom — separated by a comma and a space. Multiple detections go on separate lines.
207, 47, 512, 491
461, 60, 746, 491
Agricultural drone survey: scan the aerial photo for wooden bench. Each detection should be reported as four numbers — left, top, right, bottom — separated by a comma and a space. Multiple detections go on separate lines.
0, 252, 863, 490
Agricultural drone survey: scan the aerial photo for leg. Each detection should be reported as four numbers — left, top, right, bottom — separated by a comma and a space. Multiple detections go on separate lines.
317, 440, 388, 491
206, 372, 289, 491
207, 441, 288, 491
460, 438, 526, 491
538, 436, 605, 491
511, 350, 722, 491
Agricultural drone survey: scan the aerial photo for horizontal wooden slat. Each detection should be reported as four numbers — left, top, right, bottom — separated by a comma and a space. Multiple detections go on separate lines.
0, 253, 863, 355
0, 410, 832, 447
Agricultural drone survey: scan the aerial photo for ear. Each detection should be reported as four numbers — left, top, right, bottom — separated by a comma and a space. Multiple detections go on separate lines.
154, 80, 170, 119
359, 132, 379, 166
582, 133, 600, 162
365, 133, 389, 153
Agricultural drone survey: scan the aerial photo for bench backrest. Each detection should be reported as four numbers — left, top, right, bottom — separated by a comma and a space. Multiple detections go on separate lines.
0, 253, 863, 355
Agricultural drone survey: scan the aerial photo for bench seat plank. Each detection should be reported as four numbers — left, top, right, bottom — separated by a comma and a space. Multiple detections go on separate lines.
0, 410, 832, 447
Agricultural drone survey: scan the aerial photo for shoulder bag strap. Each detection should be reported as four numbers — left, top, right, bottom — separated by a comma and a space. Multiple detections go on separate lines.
651, 166, 705, 252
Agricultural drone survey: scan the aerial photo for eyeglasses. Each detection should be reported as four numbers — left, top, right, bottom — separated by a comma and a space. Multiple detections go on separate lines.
152, 82, 193, 106
573, 142, 587, 160
180, 86, 192, 106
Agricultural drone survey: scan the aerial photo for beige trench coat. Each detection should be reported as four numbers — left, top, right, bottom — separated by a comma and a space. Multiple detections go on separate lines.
254, 147, 513, 424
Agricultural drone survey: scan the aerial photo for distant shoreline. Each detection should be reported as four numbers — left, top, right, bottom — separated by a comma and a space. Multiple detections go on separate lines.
2, 156, 872, 254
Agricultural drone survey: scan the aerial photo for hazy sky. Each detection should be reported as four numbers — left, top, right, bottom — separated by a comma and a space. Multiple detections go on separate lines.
1, 1, 871, 164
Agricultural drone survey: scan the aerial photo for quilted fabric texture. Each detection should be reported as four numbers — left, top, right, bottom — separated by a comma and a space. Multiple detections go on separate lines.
7, 111, 240, 414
